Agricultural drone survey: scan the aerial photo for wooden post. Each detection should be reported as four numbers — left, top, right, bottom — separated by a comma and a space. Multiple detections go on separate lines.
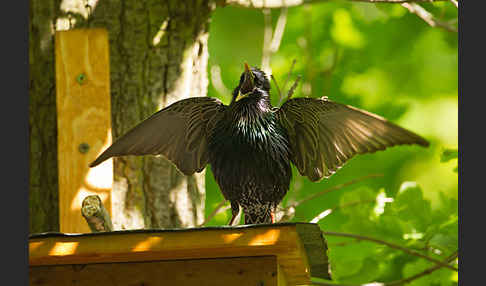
55, 28, 113, 233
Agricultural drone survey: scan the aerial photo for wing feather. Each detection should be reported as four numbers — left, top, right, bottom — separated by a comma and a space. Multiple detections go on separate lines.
89, 97, 226, 175
277, 97, 429, 181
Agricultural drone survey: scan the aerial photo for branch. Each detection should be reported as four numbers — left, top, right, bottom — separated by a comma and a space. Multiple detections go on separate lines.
261, 7, 288, 75
277, 58, 297, 106
292, 174, 383, 208
320, 46, 340, 98
270, 7, 288, 52
385, 250, 457, 285
401, 3, 458, 32
261, 8, 273, 74
277, 173, 384, 222
199, 199, 230, 226
81, 195, 113, 232
277, 174, 383, 222
271, 74, 283, 100
310, 199, 377, 223
322, 231, 458, 271
310, 250, 457, 286
223, 0, 449, 9
210, 65, 232, 96
285, 75, 301, 100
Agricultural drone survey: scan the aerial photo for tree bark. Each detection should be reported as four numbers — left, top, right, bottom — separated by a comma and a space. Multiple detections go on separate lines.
29, 0, 214, 233
29, 0, 62, 233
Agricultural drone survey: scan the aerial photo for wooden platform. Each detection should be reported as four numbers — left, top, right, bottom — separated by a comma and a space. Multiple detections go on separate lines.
29, 223, 331, 285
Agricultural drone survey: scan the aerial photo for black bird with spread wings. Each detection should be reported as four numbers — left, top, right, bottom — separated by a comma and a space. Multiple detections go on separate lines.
90, 63, 429, 225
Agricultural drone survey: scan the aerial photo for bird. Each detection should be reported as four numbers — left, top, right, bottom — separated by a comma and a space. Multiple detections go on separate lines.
90, 63, 429, 225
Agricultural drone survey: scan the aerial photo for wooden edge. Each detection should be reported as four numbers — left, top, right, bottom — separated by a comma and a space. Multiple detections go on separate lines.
296, 223, 332, 280
278, 264, 289, 286
29, 223, 329, 285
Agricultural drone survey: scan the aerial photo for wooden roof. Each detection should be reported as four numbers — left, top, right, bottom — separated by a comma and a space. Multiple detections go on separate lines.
29, 222, 331, 285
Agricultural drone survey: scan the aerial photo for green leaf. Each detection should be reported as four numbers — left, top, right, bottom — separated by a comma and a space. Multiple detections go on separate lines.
440, 148, 458, 163
402, 259, 456, 286
393, 182, 432, 233
338, 186, 377, 235
336, 257, 382, 284
328, 241, 379, 282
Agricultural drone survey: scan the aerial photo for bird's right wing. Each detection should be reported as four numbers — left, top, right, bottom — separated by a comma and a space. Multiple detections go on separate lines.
90, 97, 226, 175
277, 97, 429, 182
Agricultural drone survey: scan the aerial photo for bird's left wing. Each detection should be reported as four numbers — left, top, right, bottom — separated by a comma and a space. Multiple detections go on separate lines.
276, 97, 429, 182
90, 97, 226, 175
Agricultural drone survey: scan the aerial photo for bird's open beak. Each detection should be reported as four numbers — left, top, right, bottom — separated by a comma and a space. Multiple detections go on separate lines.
236, 62, 255, 101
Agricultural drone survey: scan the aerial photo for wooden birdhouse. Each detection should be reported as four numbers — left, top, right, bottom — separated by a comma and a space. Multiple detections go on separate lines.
29, 223, 331, 285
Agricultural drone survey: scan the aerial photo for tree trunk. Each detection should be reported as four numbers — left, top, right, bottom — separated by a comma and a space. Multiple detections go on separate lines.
29, 0, 214, 233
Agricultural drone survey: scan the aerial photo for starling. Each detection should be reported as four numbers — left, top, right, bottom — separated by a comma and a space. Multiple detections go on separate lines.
90, 63, 429, 225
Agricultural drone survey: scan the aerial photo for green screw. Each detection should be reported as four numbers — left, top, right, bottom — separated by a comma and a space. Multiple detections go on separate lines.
78, 143, 90, 154
76, 73, 87, 85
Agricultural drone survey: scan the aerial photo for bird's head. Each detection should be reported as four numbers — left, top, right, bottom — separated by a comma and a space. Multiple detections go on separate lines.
232, 63, 271, 104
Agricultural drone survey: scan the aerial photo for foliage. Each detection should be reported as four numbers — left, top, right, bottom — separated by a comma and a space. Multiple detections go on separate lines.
205, 1, 458, 285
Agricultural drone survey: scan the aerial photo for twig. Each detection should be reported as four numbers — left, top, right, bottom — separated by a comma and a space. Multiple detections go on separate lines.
292, 174, 383, 208
199, 199, 230, 226
285, 75, 301, 101
261, 8, 273, 75
271, 74, 283, 101
320, 46, 340, 97
401, 3, 457, 32
310, 199, 377, 223
328, 240, 361, 247
312, 249, 455, 286
224, 0, 450, 9
309, 250, 458, 286
278, 174, 382, 221
385, 251, 458, 285
270, 7, 288, 52
449, 0, 458, 8
210, 65, 232, 97
322, 231, 458, 271
281, 59, 297, 97
81, 195, 113, 232
261, 7, 288, 75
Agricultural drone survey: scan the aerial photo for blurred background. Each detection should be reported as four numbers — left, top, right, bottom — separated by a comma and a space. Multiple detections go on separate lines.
204, 2, 458, 284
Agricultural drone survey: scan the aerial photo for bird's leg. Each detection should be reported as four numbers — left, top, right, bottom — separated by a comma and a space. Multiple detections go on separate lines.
227, 202, 242, 226
270, 203, 277, 223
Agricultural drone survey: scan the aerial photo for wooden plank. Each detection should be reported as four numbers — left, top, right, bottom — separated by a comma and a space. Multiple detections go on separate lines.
30, 256, 279, 286
54, 28, 113, 233
29, 223, 330, 285
278, 264, 289, 286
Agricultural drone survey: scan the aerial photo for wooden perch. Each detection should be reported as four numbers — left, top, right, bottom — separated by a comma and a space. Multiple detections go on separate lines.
81, 195, 113, 232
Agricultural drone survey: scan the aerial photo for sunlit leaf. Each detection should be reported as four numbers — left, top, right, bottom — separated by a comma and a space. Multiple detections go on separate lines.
440, 148, 458, 163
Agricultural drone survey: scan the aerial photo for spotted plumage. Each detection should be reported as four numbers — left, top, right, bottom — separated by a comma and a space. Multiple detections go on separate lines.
90, 63, 429, 225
